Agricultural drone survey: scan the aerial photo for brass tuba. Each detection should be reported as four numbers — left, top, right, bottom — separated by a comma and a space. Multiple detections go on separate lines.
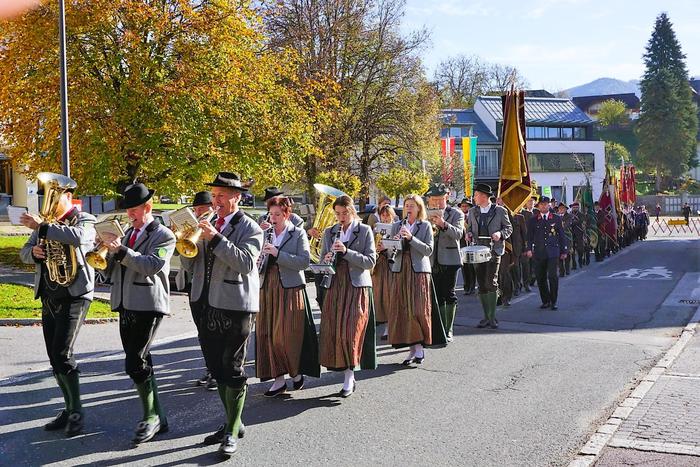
309, 183, 347, 263
37, 172, 79, 286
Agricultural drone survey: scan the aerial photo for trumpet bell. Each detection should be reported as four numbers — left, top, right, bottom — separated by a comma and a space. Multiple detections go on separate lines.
86, 245, 109, 270
176, 237, 199, 258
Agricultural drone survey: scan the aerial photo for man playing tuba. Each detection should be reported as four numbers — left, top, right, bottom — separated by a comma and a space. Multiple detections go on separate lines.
19, 172, 97, 437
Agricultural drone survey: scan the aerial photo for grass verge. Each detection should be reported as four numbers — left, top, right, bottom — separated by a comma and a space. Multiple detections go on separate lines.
0, 283, 114, 319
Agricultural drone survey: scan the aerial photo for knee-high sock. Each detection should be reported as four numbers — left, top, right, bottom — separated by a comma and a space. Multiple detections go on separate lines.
225, 386, 247, 436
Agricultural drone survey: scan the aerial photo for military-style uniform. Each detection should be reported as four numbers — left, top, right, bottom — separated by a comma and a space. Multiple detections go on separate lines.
20, 180, 96, 436
569, 204, 588, 267
520, 205, 535, 290
558, 206, 573, 276
180, 172, 263, 456
102, 183, 176, 444
508, 211, 527, 297
526, 199, 569, 310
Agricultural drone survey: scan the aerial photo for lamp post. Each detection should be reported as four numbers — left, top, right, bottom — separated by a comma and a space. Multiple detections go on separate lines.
58, 0, 70, 177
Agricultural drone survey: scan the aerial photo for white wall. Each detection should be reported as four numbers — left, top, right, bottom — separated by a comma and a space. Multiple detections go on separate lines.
527, 139, 606, 202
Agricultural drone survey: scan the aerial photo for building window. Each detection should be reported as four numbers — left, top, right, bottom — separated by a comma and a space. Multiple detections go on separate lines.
476, 148, 499, 178
561, 127, 573, 139
526, 126, 545, 139
573, 127, 586, 139
547, 127, 560, 139
527, 153, 595, 172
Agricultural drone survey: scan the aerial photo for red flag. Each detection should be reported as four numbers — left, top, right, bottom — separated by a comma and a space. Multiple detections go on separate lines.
628, 166, 637, 204
599, 177, 618, 244
441, 137, 455, 184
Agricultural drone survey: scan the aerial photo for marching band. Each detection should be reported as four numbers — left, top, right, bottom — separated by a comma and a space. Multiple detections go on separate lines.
23, 172, 606, 457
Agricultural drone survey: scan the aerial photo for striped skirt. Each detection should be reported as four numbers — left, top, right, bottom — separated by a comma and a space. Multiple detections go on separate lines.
387, 251, 432, 347
319, 259, 370, 371
256, 264, 307, 381
371, 253, 392, 324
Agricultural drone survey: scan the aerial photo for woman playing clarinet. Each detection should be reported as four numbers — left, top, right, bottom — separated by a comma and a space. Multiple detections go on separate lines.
372, 204, 397, 341
319, 195, 377, 398
256, 196, 319, 397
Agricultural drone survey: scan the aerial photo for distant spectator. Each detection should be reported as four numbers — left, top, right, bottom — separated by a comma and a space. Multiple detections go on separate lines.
655, 203, 661, 221
682, 203, 691, 224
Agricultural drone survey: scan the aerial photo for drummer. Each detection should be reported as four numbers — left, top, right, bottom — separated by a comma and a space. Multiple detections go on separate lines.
464, 184, 512, 329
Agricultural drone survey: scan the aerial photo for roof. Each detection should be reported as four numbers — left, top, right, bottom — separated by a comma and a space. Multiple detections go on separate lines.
477, 96, 594, 126
440, 109, 499, 143
571, 93, 640, 111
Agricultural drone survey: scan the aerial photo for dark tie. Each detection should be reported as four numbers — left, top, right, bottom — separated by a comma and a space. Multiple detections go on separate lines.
128, 229, 140, 248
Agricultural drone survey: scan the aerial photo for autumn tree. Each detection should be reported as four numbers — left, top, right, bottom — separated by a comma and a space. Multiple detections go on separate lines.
0, 0, 321, 197
597, 99, 629, 127
376, 167, 429, 204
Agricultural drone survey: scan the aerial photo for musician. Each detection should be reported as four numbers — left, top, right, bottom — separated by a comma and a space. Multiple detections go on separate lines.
557, 203, 573, 276
367, 195, 396, 229
179, 172, 263, 457
19, 174, 96, 436
425, 184, 464, 341
594, 201, 606, 261
569, 202, 588, 267
458, 198, 476, 296
256, 195, 319, 397
509, 206, 527, 298
385, 194, 447, 364
372, 204, 397, 340
100, 183, 176, 444
173, 191, 219, 391
525, 196, 569, 311
465, 184, 513, 329
495, 197, 515, 307
319, 195, 377, 398
520, 196, 537, 291
258, 187, 305, 229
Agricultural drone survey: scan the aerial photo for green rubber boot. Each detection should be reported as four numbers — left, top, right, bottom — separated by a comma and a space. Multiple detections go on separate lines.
135, 378, 159, 424
61, 372, 82, 414
225, 385, 247, 436
54, 372, 69, 411
150, 376, 168, 432
438, 304, 447, 332
487, 292, 499, 328
477, 294, 489, 327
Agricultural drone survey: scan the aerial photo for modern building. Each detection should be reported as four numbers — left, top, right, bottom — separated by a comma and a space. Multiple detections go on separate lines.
441, 94, 606, 203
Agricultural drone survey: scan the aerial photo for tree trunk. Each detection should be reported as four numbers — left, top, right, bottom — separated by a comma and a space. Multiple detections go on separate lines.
359, 143, 371, 211
304, 153, 317, 206
655, 164, 662, 193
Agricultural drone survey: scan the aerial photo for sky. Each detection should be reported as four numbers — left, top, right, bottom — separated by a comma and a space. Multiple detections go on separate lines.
402, 0, 700, 91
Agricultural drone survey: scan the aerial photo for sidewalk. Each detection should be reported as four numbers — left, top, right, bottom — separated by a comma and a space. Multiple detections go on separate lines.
573, 304, 700, 466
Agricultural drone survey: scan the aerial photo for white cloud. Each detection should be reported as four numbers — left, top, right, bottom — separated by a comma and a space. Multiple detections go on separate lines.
406, 0, 495, 18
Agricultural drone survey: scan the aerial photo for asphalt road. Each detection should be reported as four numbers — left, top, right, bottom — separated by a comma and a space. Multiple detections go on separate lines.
0, 238, 698, 466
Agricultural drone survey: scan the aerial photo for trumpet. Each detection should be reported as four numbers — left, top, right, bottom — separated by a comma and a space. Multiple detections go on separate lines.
86, 219, 127, 270
175, 207, 216, 258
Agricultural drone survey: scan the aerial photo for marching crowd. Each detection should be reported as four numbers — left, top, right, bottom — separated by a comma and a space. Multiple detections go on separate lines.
18, 171, 650, 458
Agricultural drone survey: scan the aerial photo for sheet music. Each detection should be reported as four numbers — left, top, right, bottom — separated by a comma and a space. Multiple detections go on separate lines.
374, 222, 393, 236
94, 219, 126, 241
168, 207, 198, 231
427, 208, 444, 219
7, 205, 27, 225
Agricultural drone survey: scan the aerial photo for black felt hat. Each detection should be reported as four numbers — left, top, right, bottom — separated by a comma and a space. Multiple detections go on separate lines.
191, 191, 212, 207
424, 183, 449, 197
459, 197, 473, 206
205, 172, 248, 191
538, 196, 551, 204
474, 183, 494, 197
263, 186, 284, 201
120, 183, 154, 209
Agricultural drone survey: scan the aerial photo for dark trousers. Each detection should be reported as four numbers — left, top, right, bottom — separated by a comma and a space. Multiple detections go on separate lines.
189, 299, 213, 374
511, 256, 522, 291
498, 252, 514, 301
475, 255, 501, 294
520, 255, 532, 287
534, 257, 559, 305
200, 307, 254, 389
432, 264, 460, 305
558, 256, 571, 276
119, 310, 163, 384
461, 263, 476, 292
41, 297, 90, 375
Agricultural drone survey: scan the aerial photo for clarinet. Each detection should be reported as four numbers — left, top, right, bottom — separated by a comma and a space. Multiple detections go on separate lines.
320, 226, 342, 288
258, 226, 274, 275
388, 219, 407, 265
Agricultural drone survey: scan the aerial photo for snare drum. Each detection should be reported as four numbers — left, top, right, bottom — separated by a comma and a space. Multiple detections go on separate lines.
460, 245, 492, 264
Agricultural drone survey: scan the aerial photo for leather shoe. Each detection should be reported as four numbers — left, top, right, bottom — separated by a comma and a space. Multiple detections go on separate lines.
219, 434, 237, 457
133, 418, 161, 444
401, 358, 413, 366
380, 334, 388, 341
293, 376, 305, 391
65, 412, 84, 437
45, 410, 69, 431
206, 377, 218, 391
204, 423, 245, 445
524, 285, 531, 292
550, 304, 558, 311
488, 319, 499, 329
413, 354, 425, 365
338, 382, 355, 398
539, 302, 551, 309
477, 319, 490, 328
264, 382, 287, 398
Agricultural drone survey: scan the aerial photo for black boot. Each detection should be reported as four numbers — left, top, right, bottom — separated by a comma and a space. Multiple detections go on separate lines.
61, 372, 84, 437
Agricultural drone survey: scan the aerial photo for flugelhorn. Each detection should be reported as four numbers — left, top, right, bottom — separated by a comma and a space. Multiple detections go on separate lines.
175, 207, 216, 258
